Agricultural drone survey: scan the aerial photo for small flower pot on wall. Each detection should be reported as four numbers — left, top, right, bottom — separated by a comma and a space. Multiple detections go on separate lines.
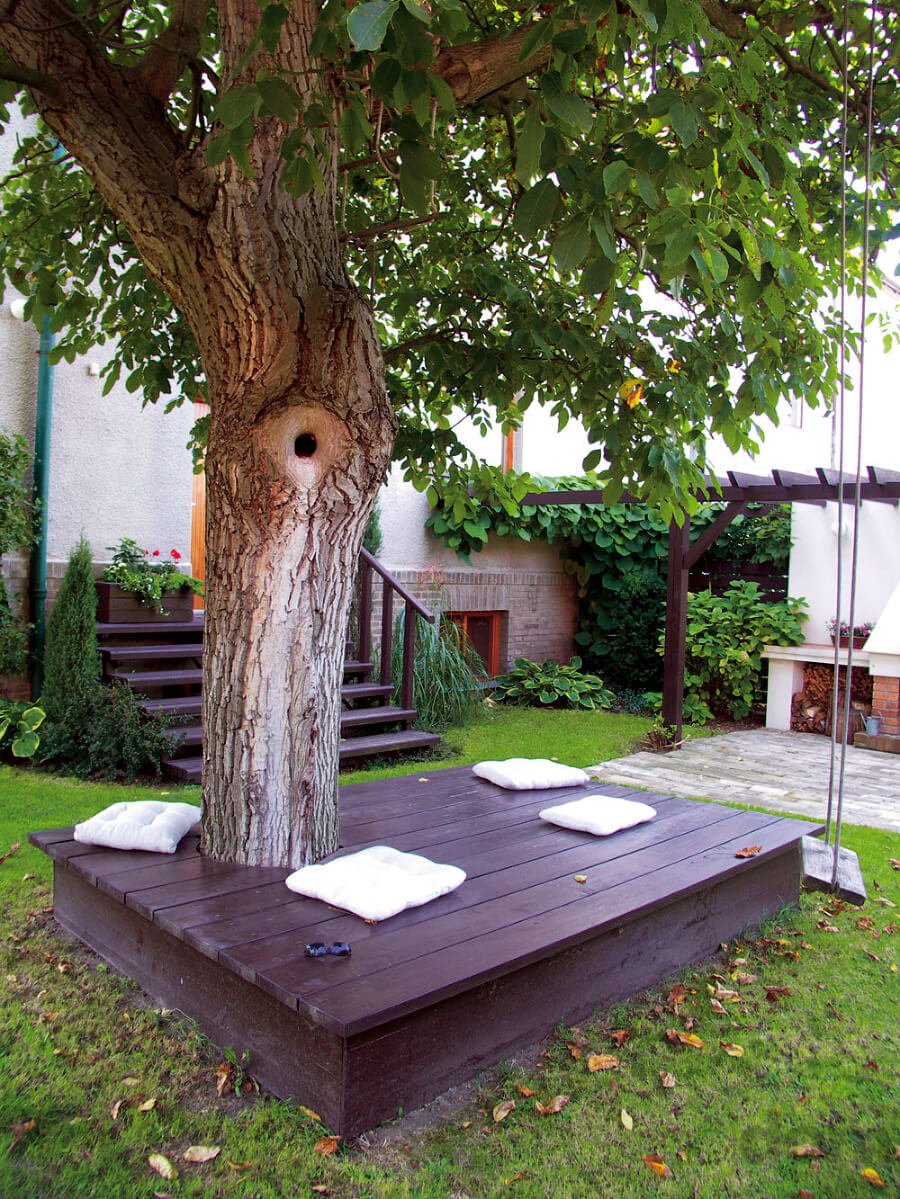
831, 634, 868, 650
95, 581, 195, 623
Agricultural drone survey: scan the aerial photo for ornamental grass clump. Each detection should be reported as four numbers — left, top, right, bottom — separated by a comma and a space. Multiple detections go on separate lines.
390, 610, 483, 730
102, 537, 203, 613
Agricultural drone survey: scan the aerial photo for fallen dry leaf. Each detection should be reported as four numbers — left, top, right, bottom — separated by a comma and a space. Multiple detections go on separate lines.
720, 1042, 744, 1057
183, 1145, 220, 1164
710, 998, 726, 1015
504, 1171, 529, 1184
817, 920, 840, 933
765, 986, 792, 1001
676, 1150, 687, 1162
148, 1154, 177, 1181
860, 1168, 885, 1187
110, 1100, 123, 1121
226, 1160, 253, 1171
311, 1187, 331, 1195
492, 1100, 515, 1122
889, 859, 900, 870
666, 1029, 704, 1049
516, 1084, 535, 1097
313, 1136, 341, 1157
620, 1108, 633, 1131
666, 984, 687, 1013
659, 1071, 676, 1089
567, 1043, 583, 1060
642, 1154, 674, 1179
9, 1119, 36, 1149
733, 971, 757, 985
0, 842, 21, 867
214, 1062, 233, 1098
574, 874, 587, 884
299, 1105, 322, 1122
735, 845, 762, 859
587, 1053, 620, 1072
535, 1095, 570, 1116
122, 1077, 141, 1088
798, 1191, 813, 1199
790, 1145, 825, 1158
610, 1029, 631, 1046
138, 1098, 157, 1112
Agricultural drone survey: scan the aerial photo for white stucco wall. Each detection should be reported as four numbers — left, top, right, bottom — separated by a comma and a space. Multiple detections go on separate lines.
0, 112, 196, 572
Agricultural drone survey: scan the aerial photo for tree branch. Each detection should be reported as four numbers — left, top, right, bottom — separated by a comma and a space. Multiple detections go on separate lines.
0, 57, 60, 96
132, 0, 207, 103
435, 21, 555, 107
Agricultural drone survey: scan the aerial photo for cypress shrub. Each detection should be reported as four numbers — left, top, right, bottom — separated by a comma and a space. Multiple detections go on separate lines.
42, 537, 99, 721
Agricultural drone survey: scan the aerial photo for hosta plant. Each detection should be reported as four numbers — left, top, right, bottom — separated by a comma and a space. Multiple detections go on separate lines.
0, 699, 45, 758
491, 657, 614, 711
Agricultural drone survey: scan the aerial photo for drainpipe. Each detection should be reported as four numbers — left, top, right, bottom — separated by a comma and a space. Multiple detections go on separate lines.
29, 316, 54, 698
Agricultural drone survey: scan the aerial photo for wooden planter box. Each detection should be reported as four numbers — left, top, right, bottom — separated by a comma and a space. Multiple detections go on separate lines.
831, 634, 868, 650
96, 581, 194, 623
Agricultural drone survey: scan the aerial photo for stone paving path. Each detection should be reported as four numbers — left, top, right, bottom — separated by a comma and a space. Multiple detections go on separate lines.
593, 728, 900, 832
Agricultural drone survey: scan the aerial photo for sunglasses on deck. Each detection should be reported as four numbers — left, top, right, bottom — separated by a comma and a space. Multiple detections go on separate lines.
304, 942, 352, 958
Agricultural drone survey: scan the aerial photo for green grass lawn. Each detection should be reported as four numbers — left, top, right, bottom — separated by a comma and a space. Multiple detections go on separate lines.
0, 711, 897, 1198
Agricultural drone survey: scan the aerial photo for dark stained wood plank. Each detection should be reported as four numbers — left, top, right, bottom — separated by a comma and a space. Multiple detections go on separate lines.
339, 849, 800, 1135
302, 815, 808, 1034
120, 863, 285, 921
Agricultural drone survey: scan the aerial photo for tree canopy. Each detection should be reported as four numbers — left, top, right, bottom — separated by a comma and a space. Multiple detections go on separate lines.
1, 1, 897, 518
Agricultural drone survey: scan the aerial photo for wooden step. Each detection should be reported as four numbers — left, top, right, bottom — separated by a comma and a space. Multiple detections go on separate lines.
163, 722, 203, 749
338, 729, 441, 762
163, 729, 442, 781
110, 667, 203, 688
97, 619, 204, 636
341, 682, 394, 704
342, 659, 374, 678
142, 695, 203, 717
102, 643, 204, 661
340, 706, 416, 731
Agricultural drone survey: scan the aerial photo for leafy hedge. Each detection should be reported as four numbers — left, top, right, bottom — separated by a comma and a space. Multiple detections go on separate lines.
426, 469, 793, 690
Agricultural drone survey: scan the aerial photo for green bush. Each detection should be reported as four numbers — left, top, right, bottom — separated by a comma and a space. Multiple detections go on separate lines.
491, 656, 614, 711
671, 581, 807, 722
0, 698, 45, 758
0, 430, 36, 677
390, 611, 483, 729
39, 682, 174, 782
42, 537, 99, 722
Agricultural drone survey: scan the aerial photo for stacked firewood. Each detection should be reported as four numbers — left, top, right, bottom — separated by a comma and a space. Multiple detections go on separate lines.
790, 664, 872, 736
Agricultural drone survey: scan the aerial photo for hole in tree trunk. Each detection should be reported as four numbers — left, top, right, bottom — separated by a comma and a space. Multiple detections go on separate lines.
294, 433, 317, 458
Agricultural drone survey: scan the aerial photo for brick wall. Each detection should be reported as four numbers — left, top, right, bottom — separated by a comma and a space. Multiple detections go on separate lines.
873, 675, 900, 735
360, 567, 578, 672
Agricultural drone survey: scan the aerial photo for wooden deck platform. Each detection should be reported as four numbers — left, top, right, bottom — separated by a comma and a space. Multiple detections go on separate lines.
30, 767, 819, 1136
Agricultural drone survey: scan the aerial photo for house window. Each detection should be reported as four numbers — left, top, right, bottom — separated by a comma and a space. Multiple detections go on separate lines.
447, 611, 502, 676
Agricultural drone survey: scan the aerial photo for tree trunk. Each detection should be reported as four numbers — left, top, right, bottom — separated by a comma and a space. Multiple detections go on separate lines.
200, 285, 396, 868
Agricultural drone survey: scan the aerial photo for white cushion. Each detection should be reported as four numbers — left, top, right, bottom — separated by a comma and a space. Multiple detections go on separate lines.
472, 758, 590, 790
74, 800, 201, 854
539, 795, 657, 837
284, 845, 466, 922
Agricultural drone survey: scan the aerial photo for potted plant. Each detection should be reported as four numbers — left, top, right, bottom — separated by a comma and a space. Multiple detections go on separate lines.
826, 618, 873, 650
97, 539, 204, 622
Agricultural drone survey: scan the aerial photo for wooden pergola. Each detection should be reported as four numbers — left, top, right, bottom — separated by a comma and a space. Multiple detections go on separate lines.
523, 466, 900, 741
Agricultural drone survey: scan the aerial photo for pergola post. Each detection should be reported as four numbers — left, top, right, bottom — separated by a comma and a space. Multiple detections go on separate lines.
662, 518, 691, 739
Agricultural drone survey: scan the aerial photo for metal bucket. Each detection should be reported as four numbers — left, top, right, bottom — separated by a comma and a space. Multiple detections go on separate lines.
866, 715, 882, 736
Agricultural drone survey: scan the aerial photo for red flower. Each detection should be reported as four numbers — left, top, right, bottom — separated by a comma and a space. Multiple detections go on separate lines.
152, 549, 160, 556
171, 549, 181, 560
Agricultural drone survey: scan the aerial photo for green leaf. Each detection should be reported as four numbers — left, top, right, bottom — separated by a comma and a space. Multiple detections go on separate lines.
255, 77, 300, 122
513, 178, 561, 239
516, 103, 545, 187
347, 0, 399, 51
736, 224, 762, 281
582, 256, 616, 295
602, 160, 631, 195
11, 730, 38, 758
426, 71, 457, 112
259, 3, 289, 52
669, 100, 699, 146
398, 140, 441, 179
552, 215, 592, 273
204, 132, 230, 168
402, 0, 432, 21
215, 85, 260, 130
542, 72, 594, 133
519, 19, 555, 62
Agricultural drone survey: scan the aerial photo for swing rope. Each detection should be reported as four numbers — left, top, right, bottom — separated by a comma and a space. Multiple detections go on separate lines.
808, 0, 877, 902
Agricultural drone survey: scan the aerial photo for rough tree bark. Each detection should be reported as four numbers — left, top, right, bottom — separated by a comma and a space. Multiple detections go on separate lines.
0, 0, 562, 866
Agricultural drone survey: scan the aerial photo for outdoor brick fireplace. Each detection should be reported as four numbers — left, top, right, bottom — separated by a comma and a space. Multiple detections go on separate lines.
872, 674, 900, 736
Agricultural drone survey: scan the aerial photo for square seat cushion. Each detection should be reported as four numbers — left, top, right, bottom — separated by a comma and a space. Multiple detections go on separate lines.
74, 800, 202, 854
472, 758, 590, 790
285, 845, 466, 922
539, 795, 657, 837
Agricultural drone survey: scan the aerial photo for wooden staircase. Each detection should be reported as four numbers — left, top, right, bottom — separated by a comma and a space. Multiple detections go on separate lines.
98, 550, 440, 782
